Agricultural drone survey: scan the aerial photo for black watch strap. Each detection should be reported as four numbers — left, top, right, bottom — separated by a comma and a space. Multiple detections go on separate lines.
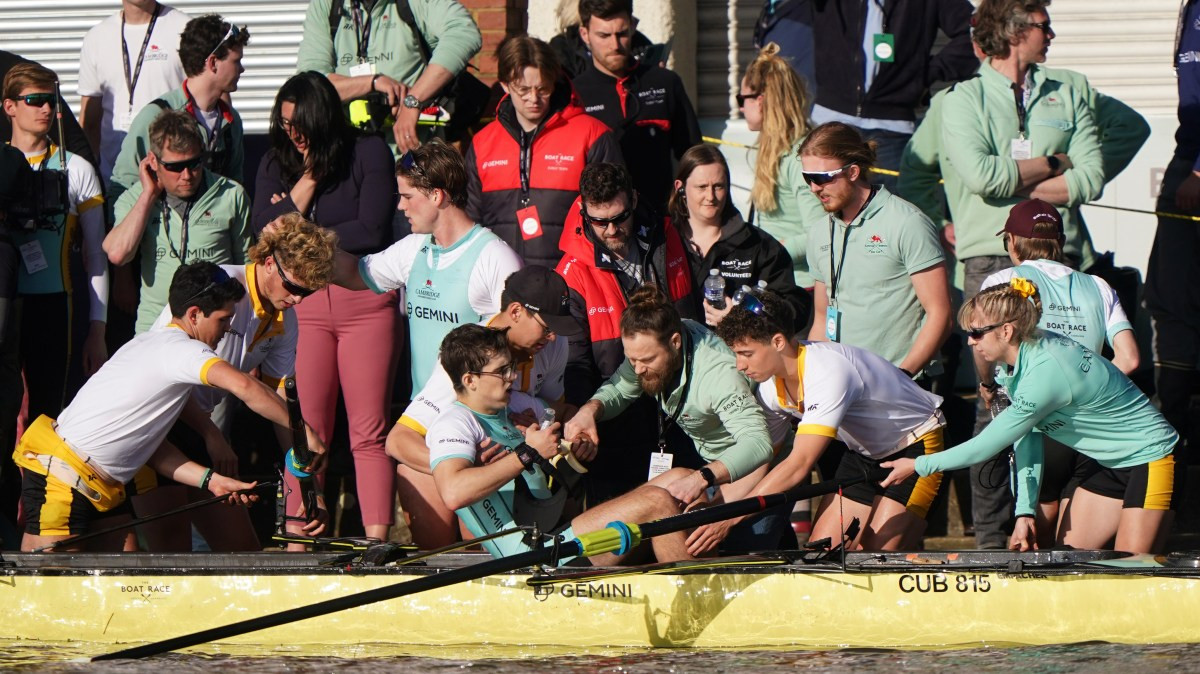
699, 466, 717, 488
514, 443, 539, 472
1046, 154, 1060, 173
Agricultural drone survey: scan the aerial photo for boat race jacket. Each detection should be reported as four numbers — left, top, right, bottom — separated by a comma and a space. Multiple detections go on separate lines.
916, 333, 1178, 516
466, 82, 622, 269
571, 60, 701, 212
590, 319, 773, 481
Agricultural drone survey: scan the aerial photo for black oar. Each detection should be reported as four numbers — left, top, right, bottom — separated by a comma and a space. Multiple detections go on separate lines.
94, 467, 886, 661
33, 481, 278, 552
283, 378, 321, 528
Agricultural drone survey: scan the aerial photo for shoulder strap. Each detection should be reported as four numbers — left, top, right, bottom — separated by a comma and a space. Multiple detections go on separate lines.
395, 0, 433, 63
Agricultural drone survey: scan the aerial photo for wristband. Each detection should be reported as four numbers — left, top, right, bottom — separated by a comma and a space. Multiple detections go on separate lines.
199, 468, 214, 491
981, 381, 1002, 393
1015, 513, 1034, 519
699, 466, 717, 488
899, 367, 914, 378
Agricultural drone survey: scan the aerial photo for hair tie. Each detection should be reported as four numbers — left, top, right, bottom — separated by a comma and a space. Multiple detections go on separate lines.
1009, 277, 1037, 300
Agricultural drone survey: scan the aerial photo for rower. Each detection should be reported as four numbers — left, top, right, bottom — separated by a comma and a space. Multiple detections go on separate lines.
564, 285, 780, 554
426, 323, 688, 564
12, 261, 330, 552
386, 265, 582, 548
691, 289, 946, 554
882, 279, 1180, 554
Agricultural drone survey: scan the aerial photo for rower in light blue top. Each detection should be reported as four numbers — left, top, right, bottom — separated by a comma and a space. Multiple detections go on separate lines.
880, 278, 1178, 556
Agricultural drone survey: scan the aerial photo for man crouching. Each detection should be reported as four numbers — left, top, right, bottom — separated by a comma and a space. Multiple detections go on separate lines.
427, 323, 690, 565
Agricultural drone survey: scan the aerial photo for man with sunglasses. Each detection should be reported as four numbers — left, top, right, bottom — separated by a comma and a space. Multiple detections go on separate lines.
104, 109, 252, 334
555, 162, 702, 504
108, 14, 249, 209
465, 35, 621, 269
13, 261, 331, 552
386, 265, 582, 548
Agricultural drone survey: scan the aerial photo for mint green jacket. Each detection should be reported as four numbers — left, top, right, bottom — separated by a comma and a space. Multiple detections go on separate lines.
754, 137, 828, 288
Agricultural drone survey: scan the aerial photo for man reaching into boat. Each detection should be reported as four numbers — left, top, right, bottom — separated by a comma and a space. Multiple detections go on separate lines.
689, 289, 947, 554
13, 261, 329, 552
426, 322, 689, 564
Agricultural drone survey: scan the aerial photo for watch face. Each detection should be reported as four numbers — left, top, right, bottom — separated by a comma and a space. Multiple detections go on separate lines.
404, 94, 421, 109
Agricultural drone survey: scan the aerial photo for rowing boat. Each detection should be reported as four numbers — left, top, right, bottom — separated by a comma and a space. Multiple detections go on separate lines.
3, 548, 1199, 654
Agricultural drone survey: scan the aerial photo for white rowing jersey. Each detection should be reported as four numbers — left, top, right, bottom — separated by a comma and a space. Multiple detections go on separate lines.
398, 313, 567, 436
758, 341, 943, 459
55, 326, 222, 483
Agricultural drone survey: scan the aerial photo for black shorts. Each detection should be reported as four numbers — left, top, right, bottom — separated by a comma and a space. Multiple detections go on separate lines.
1076, 451, 1180, 510
836, 428, 945, 519
22, 465, 156, 536
1038, 438, 1089, 504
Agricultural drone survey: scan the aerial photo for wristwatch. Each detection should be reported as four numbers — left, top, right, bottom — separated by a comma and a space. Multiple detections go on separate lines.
1046, 154, 1061, 174
699, 466, 717, 488
402, 93, 423, 109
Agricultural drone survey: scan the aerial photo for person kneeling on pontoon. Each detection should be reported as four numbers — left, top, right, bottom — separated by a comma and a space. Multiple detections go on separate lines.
13, 261, 329, 552
426, 323, 689, 564
881, 279, 1179, 554
686, 289, 947, 554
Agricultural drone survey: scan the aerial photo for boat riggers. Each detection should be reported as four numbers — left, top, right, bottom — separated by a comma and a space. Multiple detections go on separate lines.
93, 466, 889, 661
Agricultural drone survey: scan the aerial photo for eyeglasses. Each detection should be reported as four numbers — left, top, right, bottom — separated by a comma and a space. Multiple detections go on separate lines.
1027, 20, 1053, 35
581, 205, 632, 229
508, 82, 553, 100
397, 150, 425, 178
206, 23, 244, 62
966, 322, 1005, 340
16, 93, 56, 109
180, 266, 234, 308
801, 163, 855, 186
157, 153, 207, 173
278, 115, 297, 134
272, 254, 315, 298
735, 92, 762, 108
470, 363, 518, 381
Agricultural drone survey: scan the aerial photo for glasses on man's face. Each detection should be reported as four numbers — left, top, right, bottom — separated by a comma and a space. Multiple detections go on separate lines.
1027, 20, 1053, 35
17, 93, 56, 109
206, 23, 243, 62
801, 162, 855, 186
157, 153, 207, 174
470, 363, 517, 381
581, 205, 632, 230
966, 322, 1005, 341
508, 81, 553, 100
735, 92, 762, 108
272, 254, 315, 298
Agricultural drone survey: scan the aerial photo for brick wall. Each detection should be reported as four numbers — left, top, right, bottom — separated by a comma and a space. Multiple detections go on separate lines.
460, 0, 528, 84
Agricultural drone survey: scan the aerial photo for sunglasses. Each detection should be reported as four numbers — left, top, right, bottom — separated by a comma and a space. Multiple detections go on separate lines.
801, 162, 855, 186
966, 322, 1005, 340
735, 92, 762, 108
206, 23, 244, 62
272, 254, 315, 298
16, 93, 56, 109
157, 153, 206, 173
581, 205, 632, 229
397, 150, 425, 177
1027, 20, 1053, 34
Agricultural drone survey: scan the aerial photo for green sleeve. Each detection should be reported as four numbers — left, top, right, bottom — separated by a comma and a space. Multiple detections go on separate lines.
296, 0, 338, 74
413, 0, 483, 76
231, 189, 252, 264
113, 182, 142, 228
706, 373, 773, 482
1093, 92, 1150, 183
1061, 93, 1106, 207
941, 87, 1020, 199
892, 206, 945, 275
1012, 432, 1045, 517
108, 105, 161, 204
591, 358, 643, 420
896, 96, 948, 227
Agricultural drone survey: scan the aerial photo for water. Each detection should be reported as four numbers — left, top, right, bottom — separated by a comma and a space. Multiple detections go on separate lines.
5, 643, 1200, 673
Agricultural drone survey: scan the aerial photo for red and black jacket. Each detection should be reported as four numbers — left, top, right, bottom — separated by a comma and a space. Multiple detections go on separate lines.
571, 61, 701, 214
465, 81, 622, 268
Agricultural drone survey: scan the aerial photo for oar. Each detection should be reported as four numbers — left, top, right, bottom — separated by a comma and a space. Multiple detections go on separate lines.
94, 467, 886, 661
33, 481, 278, 552
283, 378, 321, 528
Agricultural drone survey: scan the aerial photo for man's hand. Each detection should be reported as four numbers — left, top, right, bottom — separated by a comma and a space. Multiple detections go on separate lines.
1009, 516, 1038, 551
137, 154, 162, 198
879, 457, 917, 488
81, 322, 107, 377
509, 407, 538, 429
300, 425, 329, 474
686, 516, 740, 556
703, 299, 735, 327
372, 74, 406, 109
1176, 171, 1200, 211
524, 421, 562, 460
207, 474, 259, 506
563, 400, 601, 447
393, 104, 421, 154
666, 469, 707, 507
297, 494, 329, 536
475, 436, 507, 465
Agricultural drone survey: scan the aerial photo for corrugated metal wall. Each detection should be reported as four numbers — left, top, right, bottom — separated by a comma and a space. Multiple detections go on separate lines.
0, 1, 308, 134
695, 0, 759, 119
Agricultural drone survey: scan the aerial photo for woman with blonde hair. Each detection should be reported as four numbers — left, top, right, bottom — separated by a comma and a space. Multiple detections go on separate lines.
880, 279, 1180, 554
739, 42, 826, 290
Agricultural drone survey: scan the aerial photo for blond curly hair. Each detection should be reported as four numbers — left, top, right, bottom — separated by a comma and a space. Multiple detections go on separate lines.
248, 212, 338, 290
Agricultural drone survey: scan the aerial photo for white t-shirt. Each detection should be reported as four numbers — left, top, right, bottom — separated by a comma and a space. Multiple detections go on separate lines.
152, 263, 298, 411
56, 326, 223, 483
77, 5, 190, 182
398, 313, 568, 435
758, 341, 944, 459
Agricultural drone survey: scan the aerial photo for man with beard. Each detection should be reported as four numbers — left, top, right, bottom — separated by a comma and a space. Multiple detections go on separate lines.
802, 121, 951, 386
564, 286, 782, 553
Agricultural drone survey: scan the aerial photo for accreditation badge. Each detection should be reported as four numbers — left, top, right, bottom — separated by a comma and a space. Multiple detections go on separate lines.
648, 450, 674, 481
825, 305, 842, 342
1011, 138, 1033, 160
873, 33, 895, 62
517, 205, 543, 240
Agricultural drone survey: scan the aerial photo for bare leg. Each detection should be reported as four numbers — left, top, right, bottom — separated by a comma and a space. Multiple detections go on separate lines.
1114, 508, 1173, 554
396, 464, 459, 548
22, 512, 135, 552
1057, 487, 1121, 550
810, 493, 873, 549
860, 496, 926, 551
571, 483, 688, 565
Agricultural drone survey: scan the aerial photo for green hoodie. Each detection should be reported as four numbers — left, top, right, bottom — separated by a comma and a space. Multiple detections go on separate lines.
590, 320, 773, 481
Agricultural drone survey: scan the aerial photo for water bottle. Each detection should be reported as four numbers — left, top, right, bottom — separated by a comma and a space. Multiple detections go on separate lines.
753, 279, 769, 296
732, 284, 752, 304
703, 269, 727, 309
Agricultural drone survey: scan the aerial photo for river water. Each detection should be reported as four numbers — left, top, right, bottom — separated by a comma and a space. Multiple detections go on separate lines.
5, 642, 1200, 672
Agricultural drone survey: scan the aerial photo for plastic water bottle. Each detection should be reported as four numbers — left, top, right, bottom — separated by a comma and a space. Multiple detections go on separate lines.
732, 284, 752, 304
753, 279, 769, 296
703, 269, 726, 309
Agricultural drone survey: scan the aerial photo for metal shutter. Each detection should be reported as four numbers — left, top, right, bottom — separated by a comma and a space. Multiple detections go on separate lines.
0, 1, 308, 134
695, 0, 760, 119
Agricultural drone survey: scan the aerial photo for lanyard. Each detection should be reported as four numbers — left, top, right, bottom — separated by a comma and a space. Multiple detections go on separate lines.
121, 3, 160, 108
160, 198, 195, 264
655, 329, 694, 451
351, 1, 372, 62
827, 187, 877, 303
1011, 82, 1028, 139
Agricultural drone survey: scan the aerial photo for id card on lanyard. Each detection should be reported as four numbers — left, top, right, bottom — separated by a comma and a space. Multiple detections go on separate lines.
649, 330, 693, 481
120, 4, 159, 130
1011, 81, 1033, 159
348, 1, 376, 76
825, 189, 877, 342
